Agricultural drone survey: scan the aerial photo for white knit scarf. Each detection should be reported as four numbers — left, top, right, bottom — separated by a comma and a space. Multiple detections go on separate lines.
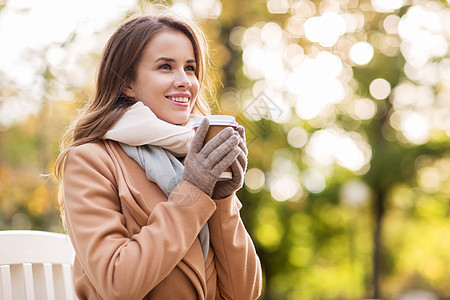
104, 101, 210, 260
104, 101, 195, 157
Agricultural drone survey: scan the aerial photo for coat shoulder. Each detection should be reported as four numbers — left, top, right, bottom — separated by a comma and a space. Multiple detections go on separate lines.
68, 141, 108, 157
64, 141, 120, 176
66, 141, 115, 162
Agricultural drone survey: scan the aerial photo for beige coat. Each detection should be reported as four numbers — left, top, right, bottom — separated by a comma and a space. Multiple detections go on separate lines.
63, 140, 262, 300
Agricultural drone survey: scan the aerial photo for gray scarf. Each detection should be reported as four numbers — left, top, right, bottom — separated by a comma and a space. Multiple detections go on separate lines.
120, 143, 210, 260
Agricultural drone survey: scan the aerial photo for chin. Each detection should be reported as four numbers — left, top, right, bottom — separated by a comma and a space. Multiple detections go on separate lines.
167, 115, 190, 126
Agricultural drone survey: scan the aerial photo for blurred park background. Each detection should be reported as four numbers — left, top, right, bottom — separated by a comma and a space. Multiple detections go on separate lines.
1, 0, 450, 299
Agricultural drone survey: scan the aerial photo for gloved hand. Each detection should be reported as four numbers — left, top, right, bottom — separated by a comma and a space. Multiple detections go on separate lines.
183, 118, 241, 197
212, 125, 248, 199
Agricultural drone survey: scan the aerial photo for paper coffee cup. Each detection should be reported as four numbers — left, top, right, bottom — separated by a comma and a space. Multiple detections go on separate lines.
193, 115, 238, 180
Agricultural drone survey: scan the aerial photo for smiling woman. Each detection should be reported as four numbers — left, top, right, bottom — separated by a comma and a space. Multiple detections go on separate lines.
53, 10, 262, 300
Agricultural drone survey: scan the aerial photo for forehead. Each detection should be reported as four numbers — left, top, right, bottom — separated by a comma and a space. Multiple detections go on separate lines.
143, 29, 195, 61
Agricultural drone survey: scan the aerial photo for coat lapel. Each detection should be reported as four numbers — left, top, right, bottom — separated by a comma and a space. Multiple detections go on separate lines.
104, 140, 208, 298
105, 141, 151, 226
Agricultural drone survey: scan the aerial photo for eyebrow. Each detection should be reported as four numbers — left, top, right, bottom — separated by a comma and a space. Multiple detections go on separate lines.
154, 57, 196, 64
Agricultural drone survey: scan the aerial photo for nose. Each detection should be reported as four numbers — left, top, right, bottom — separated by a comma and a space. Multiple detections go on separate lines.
174, 70, 192, 89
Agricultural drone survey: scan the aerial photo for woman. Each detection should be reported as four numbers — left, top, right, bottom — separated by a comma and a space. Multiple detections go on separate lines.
54, 11, 262, 300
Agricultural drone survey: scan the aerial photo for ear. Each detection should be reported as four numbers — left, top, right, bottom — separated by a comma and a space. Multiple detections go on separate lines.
123, 83, 136, 98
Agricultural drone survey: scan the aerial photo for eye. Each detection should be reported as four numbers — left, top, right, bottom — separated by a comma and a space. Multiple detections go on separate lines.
159, 64, 172, 70
186, 65, 196, 72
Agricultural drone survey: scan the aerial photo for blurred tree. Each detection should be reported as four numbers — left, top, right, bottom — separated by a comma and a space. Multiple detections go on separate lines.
212, 0, 450, 298
1, 0, 450, 299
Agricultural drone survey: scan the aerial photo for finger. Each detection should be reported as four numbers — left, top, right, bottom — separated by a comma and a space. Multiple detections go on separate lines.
206, 134, 239, 163
236, 149, 247, 172
229, 160, 244, 183
236, 126, 248, 155
211, 147, 241, 175
236, 125, 246, 141
191, 118, 210, 153
237, 136, 248, 156
200, 127, 235, 156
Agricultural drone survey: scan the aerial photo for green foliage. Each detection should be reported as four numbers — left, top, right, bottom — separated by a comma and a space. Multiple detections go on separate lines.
0, 1, 449, 299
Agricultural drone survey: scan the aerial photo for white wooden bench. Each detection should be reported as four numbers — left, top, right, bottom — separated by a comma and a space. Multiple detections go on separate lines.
0, 230, 76, 300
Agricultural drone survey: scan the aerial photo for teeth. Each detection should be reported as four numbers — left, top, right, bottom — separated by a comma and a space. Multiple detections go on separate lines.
168, 97, 189, 103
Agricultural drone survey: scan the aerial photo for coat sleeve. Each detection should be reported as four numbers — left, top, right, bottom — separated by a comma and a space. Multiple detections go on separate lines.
63, 144, 217, 300
208, 194, 263, 299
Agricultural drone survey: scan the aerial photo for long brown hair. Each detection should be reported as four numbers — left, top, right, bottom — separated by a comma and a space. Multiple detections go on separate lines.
54, 12, 213, 209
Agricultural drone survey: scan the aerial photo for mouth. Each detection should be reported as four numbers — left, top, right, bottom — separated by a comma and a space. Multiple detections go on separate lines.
165, 95, 190, 106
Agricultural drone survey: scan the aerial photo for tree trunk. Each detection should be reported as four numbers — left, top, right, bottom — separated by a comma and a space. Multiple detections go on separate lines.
373, 189, 385, 299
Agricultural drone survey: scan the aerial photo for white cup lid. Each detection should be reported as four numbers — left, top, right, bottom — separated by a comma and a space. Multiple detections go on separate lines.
193, 115, 238, 128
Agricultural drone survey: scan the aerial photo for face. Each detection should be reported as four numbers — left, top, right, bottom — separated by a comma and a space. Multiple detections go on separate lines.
124, 29, 199, 125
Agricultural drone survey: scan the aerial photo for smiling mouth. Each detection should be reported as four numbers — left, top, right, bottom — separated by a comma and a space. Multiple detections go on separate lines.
166, 96, 189, 103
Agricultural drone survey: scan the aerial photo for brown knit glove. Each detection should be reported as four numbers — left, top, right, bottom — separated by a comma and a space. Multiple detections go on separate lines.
211, 125, 248, 199
183, 118, 241, 197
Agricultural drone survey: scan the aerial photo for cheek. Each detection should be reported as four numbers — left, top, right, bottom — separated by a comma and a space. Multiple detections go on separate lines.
192, 78, 200, 95
191, 86, 200, 107
193, 85, 199, 97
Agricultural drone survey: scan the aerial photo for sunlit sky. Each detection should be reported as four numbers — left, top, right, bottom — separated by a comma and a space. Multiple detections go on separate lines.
0, 0, 137, 127
0, 0, 136, 87
1, 0, 449, 202
0, 0, 224, 126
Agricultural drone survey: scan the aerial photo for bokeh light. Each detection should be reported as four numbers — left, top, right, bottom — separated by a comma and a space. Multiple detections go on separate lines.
305, 126, 372, 172
289, 52, 345, 120
371, 0, 405, 13
417, 166, 441, 193
352, 98, 377, 120
267, 0, 289, 14
340, 180, 372, 207
369, 78, 391, 100
304, 12, 346, 47
302, 169, 326, 194
270, 174, 302, 201
191, 0, 222, 19
245, 168, 266, 192
287, 127, 308, 148
383, 14, 400, 34
398, 3, 448, 67
400, 112, 430, 145
350, 42, 374, 65
254, 207, 283, 249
